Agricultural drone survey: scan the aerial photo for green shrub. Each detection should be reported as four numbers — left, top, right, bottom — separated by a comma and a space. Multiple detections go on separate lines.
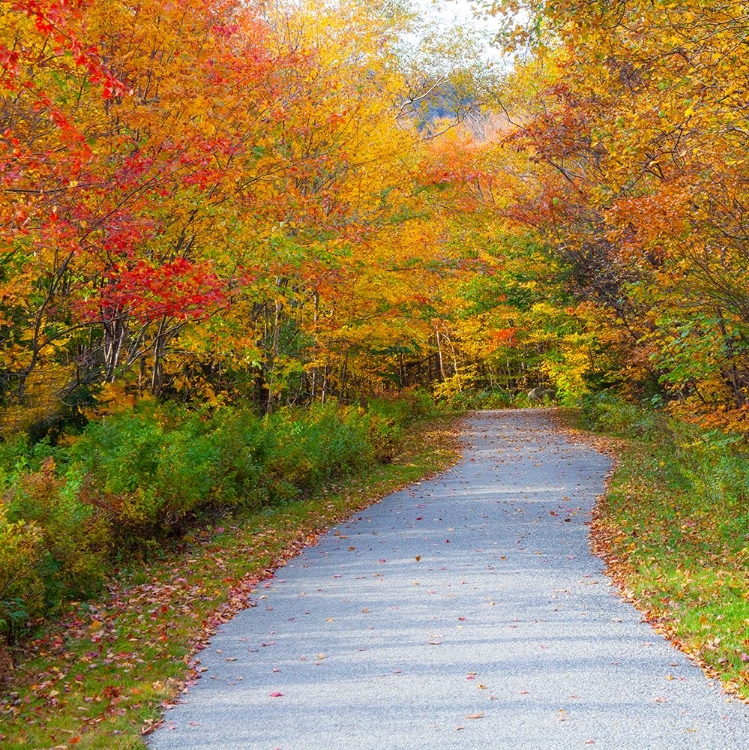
400, 389, 438, 419
0, 435, 31, 483
263, 404, 372, 497
0, 507, 44, 639
71, 408, 164, 496
3, 462, 110, 615
583, 392, 749, 524
204, 410, 267, 509
64, 400, 414, 540
580, 392, 665, 439
363, 412, 398, 463
439, 388, 516, 410
69, 408, 169, 540
0, 393, 443, 635
369, 389, 438, 422
154, 416, 222, 525
593, 403, 749, 694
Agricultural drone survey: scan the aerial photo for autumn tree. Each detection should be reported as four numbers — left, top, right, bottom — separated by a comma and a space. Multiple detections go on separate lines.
0, 0, 499, 431
452, 0, 749, 426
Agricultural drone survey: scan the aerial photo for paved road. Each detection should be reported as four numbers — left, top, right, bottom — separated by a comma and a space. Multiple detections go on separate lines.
149, 410, 749, 749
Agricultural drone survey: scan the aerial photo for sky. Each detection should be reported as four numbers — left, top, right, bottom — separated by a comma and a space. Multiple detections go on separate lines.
415, 0, 504, 63
420, 0, 487, 24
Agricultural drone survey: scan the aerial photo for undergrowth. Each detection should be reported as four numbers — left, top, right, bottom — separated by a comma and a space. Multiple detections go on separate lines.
438, 387, 556, 410
0, 391, 438, 643
0, 404, 459, 749
581, 392, 749, 699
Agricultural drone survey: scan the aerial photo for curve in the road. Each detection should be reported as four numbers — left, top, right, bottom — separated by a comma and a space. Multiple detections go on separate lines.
148, 409, 749, 749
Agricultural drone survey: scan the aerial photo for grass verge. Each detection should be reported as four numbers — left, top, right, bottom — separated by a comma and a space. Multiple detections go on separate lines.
0, 414, 462, 749
559, 405, 749, 702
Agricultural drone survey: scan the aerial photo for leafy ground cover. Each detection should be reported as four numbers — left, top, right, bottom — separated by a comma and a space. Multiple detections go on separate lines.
0, 407, 460, 749
568, 398, 749, 701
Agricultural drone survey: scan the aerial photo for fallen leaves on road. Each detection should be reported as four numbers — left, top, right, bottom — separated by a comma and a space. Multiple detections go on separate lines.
0, 418, 463, 747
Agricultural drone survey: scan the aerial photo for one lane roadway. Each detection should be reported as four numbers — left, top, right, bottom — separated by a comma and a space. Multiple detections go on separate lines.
149, 409, 749, 749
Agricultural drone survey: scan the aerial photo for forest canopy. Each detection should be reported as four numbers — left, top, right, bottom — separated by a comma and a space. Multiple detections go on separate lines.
2, 0, 749, 432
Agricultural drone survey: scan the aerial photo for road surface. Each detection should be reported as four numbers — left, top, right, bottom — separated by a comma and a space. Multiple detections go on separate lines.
149, 409, 749, 749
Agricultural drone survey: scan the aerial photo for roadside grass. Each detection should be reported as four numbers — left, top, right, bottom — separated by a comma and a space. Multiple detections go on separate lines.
0, 414, 462, 749
565, 401, 749, 701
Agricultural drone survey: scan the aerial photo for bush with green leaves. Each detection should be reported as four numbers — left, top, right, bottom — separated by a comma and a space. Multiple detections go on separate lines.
4, 461, 111, 612
581, 391, 749, 511
580, 392, 665, 439
260, 404, 370, 499
0, 394, 442, 640
0, 507, 43, 640
438, 388, 518, 411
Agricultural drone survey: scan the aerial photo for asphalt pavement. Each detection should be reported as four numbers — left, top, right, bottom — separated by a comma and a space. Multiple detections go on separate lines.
148, 409, 749, 749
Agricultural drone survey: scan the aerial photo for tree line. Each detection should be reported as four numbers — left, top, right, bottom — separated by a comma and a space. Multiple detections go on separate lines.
3, 0, 748, 433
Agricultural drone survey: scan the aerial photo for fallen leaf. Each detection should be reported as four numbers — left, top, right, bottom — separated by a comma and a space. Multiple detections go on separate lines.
466, 712, 484, 719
